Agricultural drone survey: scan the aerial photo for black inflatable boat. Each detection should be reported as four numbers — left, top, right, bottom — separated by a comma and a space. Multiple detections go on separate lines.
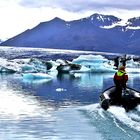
99, 86, 140, 111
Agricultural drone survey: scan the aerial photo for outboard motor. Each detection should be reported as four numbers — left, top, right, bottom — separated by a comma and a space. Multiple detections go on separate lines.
122, 90, 137, 111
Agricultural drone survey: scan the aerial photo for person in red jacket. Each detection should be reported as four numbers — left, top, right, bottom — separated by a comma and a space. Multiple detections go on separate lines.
114, 66, 128, 88
113, 65, 128, 103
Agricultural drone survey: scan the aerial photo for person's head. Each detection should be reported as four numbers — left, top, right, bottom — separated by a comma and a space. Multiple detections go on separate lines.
118, 65, 125, 71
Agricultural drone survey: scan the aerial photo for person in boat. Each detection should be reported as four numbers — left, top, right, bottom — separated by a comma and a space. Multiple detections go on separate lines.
113, 65, 128, 104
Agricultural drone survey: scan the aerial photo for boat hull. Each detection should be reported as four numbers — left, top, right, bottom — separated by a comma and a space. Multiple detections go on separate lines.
99, 86, 140, 111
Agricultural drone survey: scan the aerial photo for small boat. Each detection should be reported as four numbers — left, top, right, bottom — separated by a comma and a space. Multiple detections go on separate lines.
99, 86, 140, 111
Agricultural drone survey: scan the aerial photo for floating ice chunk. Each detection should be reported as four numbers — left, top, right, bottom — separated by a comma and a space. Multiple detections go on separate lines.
56, 88, 67, 92
0, 58, 21, 73
126, 59, 140, 68
125, 59, 140, 73
21, 64, 36, 73
28, 58, 47, 73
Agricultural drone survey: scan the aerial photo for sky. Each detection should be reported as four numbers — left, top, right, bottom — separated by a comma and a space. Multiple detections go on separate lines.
0, 0, 140, 40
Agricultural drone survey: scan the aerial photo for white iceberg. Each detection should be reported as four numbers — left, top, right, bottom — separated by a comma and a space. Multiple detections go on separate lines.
125, 59, 140, 73
0, 58, 21, 73
27, 58, 47, 73
1, 54, 140, 75
72, 55, 116, 73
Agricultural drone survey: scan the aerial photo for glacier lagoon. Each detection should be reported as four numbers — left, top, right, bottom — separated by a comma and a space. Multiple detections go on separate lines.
0, 47, 140, 140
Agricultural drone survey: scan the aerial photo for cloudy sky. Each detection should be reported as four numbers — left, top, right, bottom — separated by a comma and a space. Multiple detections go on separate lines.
0, 0, 140, 40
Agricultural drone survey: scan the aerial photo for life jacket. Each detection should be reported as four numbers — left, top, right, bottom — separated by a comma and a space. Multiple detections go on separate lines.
114, 70, 128, 87
114, 70, 127, 79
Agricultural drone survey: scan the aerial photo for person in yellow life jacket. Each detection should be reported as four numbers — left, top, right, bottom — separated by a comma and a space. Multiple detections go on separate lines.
113, 66, 128, 103
114, 66, 128, 88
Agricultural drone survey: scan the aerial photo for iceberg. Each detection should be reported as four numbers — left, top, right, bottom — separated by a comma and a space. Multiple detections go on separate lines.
125, 59, 140, 73
27, 58, 47, 73
10, 58, 48, 73
0, 66, 16, 73
0, 58, 48, 73
72, 55, 116, 73
21, 64, 37, 73
0, 58, 21, 73
1, 53, 140, 76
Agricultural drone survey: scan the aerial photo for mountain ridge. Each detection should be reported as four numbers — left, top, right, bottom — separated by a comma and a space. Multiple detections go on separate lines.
1, 13, 140, 55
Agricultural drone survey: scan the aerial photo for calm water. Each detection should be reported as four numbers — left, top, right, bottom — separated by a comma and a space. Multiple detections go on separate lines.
0, 47, 140, 140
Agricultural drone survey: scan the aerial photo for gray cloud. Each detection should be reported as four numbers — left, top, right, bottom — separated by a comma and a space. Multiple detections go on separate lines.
18, 0, 140, 12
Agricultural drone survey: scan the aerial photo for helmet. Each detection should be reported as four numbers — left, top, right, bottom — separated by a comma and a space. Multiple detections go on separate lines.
118, 66, 125, 71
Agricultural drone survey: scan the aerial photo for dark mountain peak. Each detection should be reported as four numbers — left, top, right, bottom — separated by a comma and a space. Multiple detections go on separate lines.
50, 17, 66, 23
128, 16, 140, 22
89, 13, 102, 18
33, 17, 66, 30
128, 16, 140, 27
39, 17, 65, 25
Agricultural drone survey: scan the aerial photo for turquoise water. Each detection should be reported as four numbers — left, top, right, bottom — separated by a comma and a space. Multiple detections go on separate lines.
0, 73, 140, 140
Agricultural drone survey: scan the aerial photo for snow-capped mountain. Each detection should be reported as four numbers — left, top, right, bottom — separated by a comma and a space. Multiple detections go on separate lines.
1, 13, 140, 55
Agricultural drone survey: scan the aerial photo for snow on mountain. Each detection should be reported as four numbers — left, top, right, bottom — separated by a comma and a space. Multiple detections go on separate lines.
88, 13, 121, 26
101, 16, 140, 30
100, 19, 128, 29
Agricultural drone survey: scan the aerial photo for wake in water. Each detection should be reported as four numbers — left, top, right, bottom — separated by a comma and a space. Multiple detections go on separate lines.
79, 104, 140, 140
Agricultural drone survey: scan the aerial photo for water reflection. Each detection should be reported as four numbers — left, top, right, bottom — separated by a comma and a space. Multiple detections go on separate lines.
57, 73, 113, 90
127, 74, 140, 90
22, 78, 52, 85
20, 73, 140, 105
0, 82, 101, 140
0, 85, 60, 139
1, 73, 140, 139
75, 73, 108, 91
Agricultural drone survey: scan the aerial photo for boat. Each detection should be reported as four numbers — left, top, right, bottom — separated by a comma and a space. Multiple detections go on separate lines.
99, 86, 140, 111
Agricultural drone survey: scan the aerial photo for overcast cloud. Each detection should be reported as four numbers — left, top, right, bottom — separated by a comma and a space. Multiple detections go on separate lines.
0, 0, 140, 40
18, 0, 140, 12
